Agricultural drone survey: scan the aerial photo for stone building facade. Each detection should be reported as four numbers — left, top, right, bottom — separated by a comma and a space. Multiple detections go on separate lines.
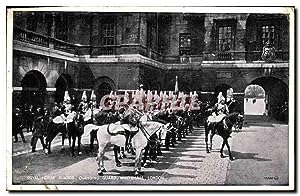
11, 11, 290, 116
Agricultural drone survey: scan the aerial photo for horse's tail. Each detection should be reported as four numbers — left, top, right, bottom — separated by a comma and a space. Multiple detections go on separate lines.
83, 124, 99, 137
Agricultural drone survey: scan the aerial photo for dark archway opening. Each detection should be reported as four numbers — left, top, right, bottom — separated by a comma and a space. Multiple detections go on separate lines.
97, 82, 112, 103
250, 76, 288, 122
55, 74, 73, 103
21, 70, 47, 108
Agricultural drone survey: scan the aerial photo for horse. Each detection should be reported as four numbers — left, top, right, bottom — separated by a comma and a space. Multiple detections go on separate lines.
83, 120, 169, 176
44, 111, 83, 156
83, 108, 121, 151
204, 112, 244, 161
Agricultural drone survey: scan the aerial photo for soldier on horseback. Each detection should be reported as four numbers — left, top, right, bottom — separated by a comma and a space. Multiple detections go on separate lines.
62, 91, 73, 115
213, 92, 229, 120
77, 91, 89, 116
207, 92, 229, 133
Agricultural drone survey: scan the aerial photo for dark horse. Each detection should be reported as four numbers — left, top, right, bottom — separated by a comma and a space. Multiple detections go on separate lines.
45, 112, 83, 156
204, 112, 244, 161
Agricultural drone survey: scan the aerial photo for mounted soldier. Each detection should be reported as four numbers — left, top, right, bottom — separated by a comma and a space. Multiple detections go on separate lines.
77, 91, 89, 116
63, 91, 73, 115
207, 92, 229, 129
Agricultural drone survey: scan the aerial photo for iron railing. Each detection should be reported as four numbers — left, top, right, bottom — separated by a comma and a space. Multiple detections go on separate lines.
13, 27, 288, 63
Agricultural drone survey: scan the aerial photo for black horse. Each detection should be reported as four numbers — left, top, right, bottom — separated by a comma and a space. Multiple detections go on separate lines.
204, 112, 244, 161
45, 112, 83, 157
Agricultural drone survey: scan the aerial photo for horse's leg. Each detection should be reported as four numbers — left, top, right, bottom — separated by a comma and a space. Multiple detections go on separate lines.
165, 131, 170, 151
210, 124, 216, 151
97, 144, 107, 176
142, 144, 150, 167
220, 139, 226, 158
210, 132, 214, 151
113, 145, 122, 167
69, 135, 71, 147
61, 133, 65, 150
71, 135, 76, 157
46, 128, 59, 154
78, 136, 82, 155
90, 130, 96, 151
134, 148, 144, 176
46, 136, 54, 154
205, 123, 210, 153
120, 147, 126, 158
225, 139, 234, 161
44, 132, 54, 154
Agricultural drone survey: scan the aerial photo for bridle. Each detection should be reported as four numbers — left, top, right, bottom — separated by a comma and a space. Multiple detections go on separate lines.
137, 122, 163, 146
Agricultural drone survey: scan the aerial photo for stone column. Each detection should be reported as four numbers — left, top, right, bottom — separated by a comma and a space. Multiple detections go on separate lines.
49, 12, 56, 49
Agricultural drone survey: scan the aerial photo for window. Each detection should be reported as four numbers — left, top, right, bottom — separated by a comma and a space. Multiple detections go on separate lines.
179, 33, 191, 55
147, 21, 153, 49
55, 14, 69, 42
214, 19, 236, 52
218, 26, 232, 51
262, 25, 275, 46
102, 23, 115, 46
26, 12, 37, 32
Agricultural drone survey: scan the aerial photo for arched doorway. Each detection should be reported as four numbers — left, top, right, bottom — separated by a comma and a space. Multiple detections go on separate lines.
93, 76, 116, 103
246, 76, 288, 121
55, 74, 73, 103
97, 82, 112, 102
21, 70, 47, 108
244, 84, 266, 115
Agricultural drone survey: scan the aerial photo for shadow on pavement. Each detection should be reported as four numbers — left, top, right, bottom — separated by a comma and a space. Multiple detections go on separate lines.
224, 150, 272, 161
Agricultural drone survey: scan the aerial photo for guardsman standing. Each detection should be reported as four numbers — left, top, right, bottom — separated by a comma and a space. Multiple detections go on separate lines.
31, 113, 46, 152
12, 108, 26, 143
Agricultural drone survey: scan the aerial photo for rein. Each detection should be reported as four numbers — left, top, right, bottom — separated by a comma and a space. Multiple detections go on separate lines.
106, 123, 126, 136
137, 122, 162, 143
224, 113, 240, 130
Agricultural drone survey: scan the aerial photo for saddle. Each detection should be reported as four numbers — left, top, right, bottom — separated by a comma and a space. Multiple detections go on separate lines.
207, 114, 229, 132
106, 123, 139, 150
52, 112, 76, 125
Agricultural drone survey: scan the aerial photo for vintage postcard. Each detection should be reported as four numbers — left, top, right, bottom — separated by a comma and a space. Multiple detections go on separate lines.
6, 6, 295, 191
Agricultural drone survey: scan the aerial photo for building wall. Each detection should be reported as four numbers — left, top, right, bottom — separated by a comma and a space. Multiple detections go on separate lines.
68, 14, 91, 45
121, 13, 140, 44
12, 12, 290, 114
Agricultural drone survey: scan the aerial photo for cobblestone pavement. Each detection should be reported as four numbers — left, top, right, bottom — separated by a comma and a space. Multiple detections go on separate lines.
11, 120, 289, 187
225, 121, 289, 185
12, 126, 232, 185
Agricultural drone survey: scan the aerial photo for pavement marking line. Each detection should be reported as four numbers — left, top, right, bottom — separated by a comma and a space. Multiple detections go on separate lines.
156, 157, 181, 184
12, 139, 63, 157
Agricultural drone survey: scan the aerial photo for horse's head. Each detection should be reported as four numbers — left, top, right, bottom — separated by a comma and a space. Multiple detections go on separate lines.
122, 109, 140, 126
236, 113, 244, 130
226, 112, 244, 129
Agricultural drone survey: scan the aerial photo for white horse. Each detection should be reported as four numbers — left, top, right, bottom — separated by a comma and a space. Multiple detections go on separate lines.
84, 120, 169, 176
